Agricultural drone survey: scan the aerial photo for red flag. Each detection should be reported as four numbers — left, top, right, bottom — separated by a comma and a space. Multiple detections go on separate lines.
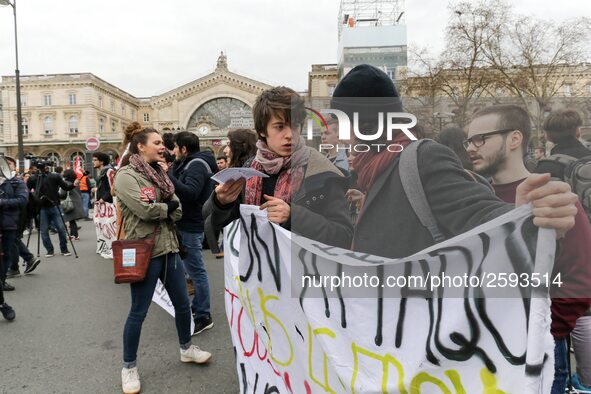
74, 156, 83, 179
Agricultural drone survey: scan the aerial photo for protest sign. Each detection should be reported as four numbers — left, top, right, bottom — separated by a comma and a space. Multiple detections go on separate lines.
152, 278, 195, 334
94, 201, 117, 259
224, 204, 555, 393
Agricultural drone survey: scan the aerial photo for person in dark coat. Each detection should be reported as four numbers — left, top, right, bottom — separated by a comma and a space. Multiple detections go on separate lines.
0, 167, 28, 292
27, 166, 76, 257
326, 66, 579, 393
204, 86, 353, 250
3, 157, 40, 278
168, 131, 218, 335
61, 169, 86, 240
92, 152, 114, 204
0, 160, 25, 319
535, 108, 591, 178
330, 64, 577, 260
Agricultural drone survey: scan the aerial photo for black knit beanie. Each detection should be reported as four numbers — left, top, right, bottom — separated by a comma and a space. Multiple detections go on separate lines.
330, 64, 403, 119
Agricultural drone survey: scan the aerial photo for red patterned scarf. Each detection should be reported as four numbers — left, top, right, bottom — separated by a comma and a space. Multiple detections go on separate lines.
244, 136, 309, 205
353, 133, 415, 193
129, 154, 175, 201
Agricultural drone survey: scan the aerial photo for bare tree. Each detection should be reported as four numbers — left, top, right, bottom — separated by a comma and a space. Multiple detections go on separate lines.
407, 0, 508, 127
441, 0, 513, 126
483, 13, 591, 140
407, 0, 590, 141
404, 47, 444, 133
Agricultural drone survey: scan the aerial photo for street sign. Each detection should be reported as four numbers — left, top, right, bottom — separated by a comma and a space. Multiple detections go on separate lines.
85, 137, 100, 151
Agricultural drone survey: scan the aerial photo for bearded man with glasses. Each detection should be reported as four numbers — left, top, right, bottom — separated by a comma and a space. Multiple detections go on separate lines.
466, 104, 591, 394
462, 128, 516, 177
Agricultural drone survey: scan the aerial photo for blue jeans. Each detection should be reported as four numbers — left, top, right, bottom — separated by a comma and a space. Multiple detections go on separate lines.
177, 230, 210, 318
81, 192, 90, 218
551, 338, 569, 394
123, 253, 192, 366
39, 206, 68, 253
1, 230, 17, 279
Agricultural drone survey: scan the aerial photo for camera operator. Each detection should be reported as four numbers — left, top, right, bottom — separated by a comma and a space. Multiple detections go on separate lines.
27, 160, 78, 257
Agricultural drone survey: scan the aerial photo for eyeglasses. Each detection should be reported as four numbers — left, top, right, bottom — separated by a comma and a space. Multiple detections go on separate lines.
462, 128, 515, 150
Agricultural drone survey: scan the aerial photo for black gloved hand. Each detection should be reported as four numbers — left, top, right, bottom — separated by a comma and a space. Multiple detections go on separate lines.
165, 200, 179, 216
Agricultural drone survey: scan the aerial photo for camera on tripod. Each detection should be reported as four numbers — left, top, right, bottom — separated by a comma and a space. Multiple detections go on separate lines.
26, 155, 55, 170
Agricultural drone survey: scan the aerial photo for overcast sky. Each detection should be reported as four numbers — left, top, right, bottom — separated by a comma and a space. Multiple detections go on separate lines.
0, 0, 589, 97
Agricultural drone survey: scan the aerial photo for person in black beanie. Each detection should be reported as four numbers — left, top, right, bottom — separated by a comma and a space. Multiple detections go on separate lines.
328, 64, 579, 393
334, 64, 577, 260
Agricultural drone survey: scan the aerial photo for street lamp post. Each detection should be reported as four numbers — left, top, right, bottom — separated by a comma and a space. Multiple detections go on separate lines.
1, 0, 24, 174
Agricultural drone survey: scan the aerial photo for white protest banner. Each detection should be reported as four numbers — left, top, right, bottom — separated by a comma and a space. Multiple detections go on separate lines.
152, 278, 195, 334
94, 201, 117, 259
224, 204, 556, 394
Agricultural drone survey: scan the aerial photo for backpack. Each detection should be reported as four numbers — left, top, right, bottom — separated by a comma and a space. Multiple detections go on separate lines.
538, 154, 591, 223
61, 192, 75, 213
398, 139, 445, 243
398, 139, 495, 243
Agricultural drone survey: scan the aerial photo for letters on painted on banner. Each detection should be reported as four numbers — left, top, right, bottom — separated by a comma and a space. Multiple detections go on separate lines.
94, 201, 117, 259
152, 277, 195, 334
224, 204, 556, 394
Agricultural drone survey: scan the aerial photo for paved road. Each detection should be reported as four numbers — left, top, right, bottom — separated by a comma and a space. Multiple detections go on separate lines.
0, 220, 238, 393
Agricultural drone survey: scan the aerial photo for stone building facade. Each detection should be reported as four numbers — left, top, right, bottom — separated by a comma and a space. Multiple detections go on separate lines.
142, 52, 270, 153
0, 73, 137, 166
0, 53, 271, 168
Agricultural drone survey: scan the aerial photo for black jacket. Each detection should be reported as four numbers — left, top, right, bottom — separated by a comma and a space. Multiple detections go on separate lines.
203, 148, 353, 250
27, 172, 74, 208
535, 137, 591, 179
96, 166, 114, 203
0, 178, 29, 230
354, 141, 512, 258
169, 151, 217, 233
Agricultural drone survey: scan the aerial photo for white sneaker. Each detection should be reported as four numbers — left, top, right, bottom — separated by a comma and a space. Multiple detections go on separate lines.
121, 367, 141, 394
180, 345, 212, 364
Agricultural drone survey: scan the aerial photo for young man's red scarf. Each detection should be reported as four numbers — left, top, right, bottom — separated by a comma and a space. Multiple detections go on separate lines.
244, 136, 310, 205
353, 133, 414, 193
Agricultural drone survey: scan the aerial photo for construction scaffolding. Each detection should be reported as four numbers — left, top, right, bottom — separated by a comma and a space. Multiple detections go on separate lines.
338, 0, 406, 38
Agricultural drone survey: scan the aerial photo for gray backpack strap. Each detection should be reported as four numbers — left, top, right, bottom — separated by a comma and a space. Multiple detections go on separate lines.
545, 153, 577, 167
184, 157, 216, 204
399, 139, 445, 243
185, 158, 212, 174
